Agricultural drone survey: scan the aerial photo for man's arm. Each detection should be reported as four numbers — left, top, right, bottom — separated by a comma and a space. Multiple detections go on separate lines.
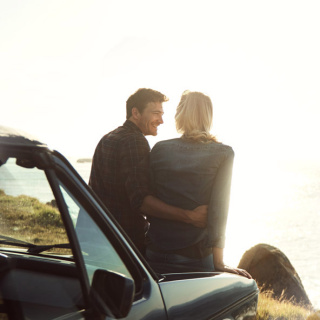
123, 135, 208, 228
140, 195, 208, 228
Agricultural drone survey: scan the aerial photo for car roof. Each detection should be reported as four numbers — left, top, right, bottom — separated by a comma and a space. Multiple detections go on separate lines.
0, 125, 47, 148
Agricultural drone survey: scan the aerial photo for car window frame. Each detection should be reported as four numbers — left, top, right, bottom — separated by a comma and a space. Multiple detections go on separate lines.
0, 147, 93, 308
49, 151, 153, 300
45, 166, 92, 305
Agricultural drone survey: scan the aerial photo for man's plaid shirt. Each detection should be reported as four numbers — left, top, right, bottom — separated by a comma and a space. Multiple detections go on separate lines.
89, 120, 152, 251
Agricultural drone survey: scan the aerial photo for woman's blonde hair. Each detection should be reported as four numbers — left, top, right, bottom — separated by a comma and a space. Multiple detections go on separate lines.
175, 90, 218, 143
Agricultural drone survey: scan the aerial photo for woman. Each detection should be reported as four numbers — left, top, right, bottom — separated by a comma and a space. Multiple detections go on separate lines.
146, 90, 251, 278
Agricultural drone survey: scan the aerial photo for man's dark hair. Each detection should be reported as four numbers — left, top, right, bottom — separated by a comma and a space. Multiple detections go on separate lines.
126, 88, 168, 119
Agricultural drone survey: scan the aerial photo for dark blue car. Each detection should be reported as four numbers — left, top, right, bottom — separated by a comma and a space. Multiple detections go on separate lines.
0, 126, 258, 320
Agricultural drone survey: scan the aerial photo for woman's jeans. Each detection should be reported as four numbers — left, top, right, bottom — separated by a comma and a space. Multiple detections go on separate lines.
146, 248, 215, 274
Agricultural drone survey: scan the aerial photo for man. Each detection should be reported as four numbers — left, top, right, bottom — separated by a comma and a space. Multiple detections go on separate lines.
89, 88, 207, 253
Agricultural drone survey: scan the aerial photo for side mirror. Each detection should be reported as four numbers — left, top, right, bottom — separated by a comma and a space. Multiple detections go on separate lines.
90, 269, 135, 318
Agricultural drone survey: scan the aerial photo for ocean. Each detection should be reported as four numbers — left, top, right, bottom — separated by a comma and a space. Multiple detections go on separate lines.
1, 158, 319, 309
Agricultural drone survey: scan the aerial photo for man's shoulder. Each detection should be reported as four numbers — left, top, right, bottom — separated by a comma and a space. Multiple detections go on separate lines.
101, 123, 145, 143
96, 128, 148, 159
103, 125, 129, 140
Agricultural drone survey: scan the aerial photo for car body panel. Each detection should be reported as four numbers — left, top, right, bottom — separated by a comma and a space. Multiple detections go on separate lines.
159, 272, 258, 319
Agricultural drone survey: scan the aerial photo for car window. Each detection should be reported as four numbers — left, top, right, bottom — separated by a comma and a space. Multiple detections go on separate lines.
0, 157, 71, 256
58, 181, 133, 283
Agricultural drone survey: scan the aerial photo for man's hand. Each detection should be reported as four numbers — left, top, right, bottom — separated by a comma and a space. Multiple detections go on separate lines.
186, 205, 208, 228
141, 195, 208, 227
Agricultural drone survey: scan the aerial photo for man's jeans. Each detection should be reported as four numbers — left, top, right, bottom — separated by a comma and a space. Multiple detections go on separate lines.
146, 248, 215, 274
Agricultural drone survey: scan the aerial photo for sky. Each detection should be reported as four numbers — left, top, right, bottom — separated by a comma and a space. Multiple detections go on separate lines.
1, 0, 320, 165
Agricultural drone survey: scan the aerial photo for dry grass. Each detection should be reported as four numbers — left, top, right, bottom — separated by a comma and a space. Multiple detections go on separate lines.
256, 288, 315, 320
306, 311, 320, 320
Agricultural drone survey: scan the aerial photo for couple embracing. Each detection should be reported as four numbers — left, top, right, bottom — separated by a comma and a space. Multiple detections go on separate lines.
89, 88, 250, 278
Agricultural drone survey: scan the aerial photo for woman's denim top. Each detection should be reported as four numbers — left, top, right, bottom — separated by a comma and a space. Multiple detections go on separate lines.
147, 138, 234, 251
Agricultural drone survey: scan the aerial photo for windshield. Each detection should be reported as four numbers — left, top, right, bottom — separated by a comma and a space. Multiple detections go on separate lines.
0, 157, 71, 256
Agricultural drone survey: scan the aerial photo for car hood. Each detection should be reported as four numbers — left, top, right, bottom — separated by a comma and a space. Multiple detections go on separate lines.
159, 272, 258, 319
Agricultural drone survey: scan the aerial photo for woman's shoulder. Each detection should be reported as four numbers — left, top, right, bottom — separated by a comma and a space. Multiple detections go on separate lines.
213, 141, 234, 152
152, 138, 180, 149
213, 142, 234, 159
152, 138, 234, 155
153, 138, 233, 148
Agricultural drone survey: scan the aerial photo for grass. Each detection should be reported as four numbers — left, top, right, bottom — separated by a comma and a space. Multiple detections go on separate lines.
0, 189, 69, 252
256, 289, 316, 319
